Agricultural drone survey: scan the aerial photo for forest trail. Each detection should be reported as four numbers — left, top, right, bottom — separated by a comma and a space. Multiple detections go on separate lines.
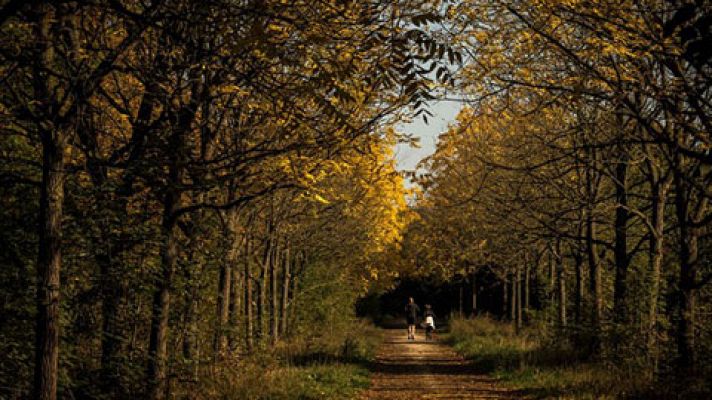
361, 329, 520, 399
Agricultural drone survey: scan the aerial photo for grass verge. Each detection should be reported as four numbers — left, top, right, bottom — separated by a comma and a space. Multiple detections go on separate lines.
185, 320, 380, 399
445, 316, 648, 399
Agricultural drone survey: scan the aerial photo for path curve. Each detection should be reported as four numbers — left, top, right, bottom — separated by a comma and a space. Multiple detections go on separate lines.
361, 329, 519, 400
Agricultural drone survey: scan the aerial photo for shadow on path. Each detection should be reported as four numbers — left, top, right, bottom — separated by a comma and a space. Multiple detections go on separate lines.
361, 329, 531, 399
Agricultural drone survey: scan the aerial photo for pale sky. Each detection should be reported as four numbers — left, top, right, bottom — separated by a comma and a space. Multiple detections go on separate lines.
394, 100, 463, 176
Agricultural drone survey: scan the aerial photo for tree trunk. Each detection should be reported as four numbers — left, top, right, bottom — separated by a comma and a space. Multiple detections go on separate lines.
214, 244, 233, 358
674, 171, 698, 374
613, 152, 630, 324
279, 244, 290, 337
470, 270, 477, 317
256, 267, 265, 344
586, 208, 602, 336
548, 250, 555, 307
573, 252, 583, 325
555, 243, 566, 328
244, 236, 254, 352
147, 214, 179, 400
257, 233, 272, 344
32, 5, 66, 400
509, 271, 515, 322
228, 255, 241, 353
270, 242, 279, 345
181, 248, 198, 364
523, 262, 530, 319
515, 264, 522, 333
647, 180, 668, 368
34, 132, 67, 400
502, 275, 508, 319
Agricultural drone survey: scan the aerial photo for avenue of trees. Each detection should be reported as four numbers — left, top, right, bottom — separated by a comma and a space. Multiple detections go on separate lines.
3, 0, 712, 398
0, 1, 454, 399
407, 0, 712, 389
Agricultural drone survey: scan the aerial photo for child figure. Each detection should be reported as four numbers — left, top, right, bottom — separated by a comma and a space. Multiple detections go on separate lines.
424, 304, 436, 341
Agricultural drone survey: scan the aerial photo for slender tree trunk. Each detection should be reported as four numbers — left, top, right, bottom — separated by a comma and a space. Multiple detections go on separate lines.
509, 271, 515, 321
215, 239, 234, 358
523, 262, 530, 320
555, 243, 566, 328
257, 233, 272, 344
181, 248, 198, 364
548, 250, 555, 307
647, 180, 668, 368
674, 171, 699, 374
270, 241, 279, 345
470, 270, 477, 317
215, 263, 232, 357
515, 264, 522, 333
256, 268, 265, 343
502, 274, 508, 319
613, 152, 630, 324
147, 213, 179, 400
586, 208, 602, 336
279, 244, 290, 337
228, 254, 241, 353
244, 236, 254, 352
574, 252, 583, 325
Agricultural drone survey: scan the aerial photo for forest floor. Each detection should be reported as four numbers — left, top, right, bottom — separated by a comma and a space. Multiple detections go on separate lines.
360, 329, 524, 399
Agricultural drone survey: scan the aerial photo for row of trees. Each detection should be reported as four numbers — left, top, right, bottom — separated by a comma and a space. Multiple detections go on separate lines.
0, 1, 452, 399
407, 0, 711, 386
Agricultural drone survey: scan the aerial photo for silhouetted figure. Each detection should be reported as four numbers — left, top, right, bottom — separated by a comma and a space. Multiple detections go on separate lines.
405, 297, 420, 340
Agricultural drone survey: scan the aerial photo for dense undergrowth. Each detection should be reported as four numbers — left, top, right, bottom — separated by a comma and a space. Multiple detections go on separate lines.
446, 317, 712, 400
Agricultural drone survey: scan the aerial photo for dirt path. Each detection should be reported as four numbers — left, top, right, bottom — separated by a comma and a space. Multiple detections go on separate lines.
361, 329, 520, 399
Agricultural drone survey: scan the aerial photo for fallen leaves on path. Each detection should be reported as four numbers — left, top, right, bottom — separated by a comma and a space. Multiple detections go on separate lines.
361, 329, 521, 399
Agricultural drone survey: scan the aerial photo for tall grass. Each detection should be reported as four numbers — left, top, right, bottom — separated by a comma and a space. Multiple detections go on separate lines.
446, 316, 650, 399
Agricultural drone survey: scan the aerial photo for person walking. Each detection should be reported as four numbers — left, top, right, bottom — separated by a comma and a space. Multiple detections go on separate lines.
405, 297, 420, 340
424, 304, 436, 341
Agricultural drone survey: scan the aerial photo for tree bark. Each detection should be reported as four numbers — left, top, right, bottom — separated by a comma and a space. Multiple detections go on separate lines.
214, 227, 235, 358
573, 251, 583, 325
32, 5, 66, 400
244, 235, 254, 352
34, 131, 67, 400
279, 244, 290, 337
509, 271, 515, 322
502, 274, 508, 319
228, 252, 241, 353
470, 270, 477, 317
147, 211, 180, 400
554, 242, 566, 328
612, 151, 630, 324
586, 208, 602, 335
270, 241, 279, 345
647, 177, 669, 368
256, 233, 272, 344
523, 261, 530, 319
515, 264, 522, 333
674, 169, 700, 374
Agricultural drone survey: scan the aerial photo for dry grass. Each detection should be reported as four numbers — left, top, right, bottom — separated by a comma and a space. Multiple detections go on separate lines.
177, 320, 380, 399
446, 317, 651, 399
